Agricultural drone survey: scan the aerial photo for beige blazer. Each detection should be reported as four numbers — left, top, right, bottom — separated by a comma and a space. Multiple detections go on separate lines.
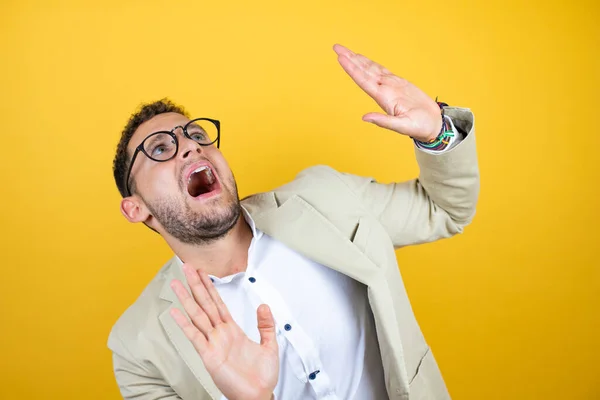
108, 107, 479, 400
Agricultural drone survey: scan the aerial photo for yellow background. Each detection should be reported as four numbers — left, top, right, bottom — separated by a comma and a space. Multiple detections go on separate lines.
1, 0, 598, 399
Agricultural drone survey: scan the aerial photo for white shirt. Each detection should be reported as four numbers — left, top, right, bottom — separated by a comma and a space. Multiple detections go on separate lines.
178, 210, 388, 399
176, 116, 461, 399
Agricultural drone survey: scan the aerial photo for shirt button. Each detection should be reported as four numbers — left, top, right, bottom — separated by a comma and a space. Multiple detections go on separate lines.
248, 277, 256, 283
284, 324, 292, 331
308, 370, 320, 380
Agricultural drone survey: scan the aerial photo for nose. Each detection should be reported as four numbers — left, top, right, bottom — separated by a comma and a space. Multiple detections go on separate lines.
176, 129, 203, 160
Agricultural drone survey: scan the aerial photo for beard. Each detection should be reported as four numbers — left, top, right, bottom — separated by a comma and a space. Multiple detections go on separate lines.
144, 178, 241, 245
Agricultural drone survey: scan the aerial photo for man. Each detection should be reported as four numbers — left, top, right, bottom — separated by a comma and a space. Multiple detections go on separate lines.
108, 44, 479, 400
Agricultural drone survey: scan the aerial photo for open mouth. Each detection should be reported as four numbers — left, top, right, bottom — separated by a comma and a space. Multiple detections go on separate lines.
187, 165, 219, 197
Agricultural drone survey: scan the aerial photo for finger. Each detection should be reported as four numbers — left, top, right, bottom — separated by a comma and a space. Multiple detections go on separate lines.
334, 44, 388, 75
183, 264, 223, 327
197, 269, 233, 323
362, 112, 417, 137
332, 43, 355, 57
171, 279, 214, 337
256, 304, 277, 350
170, 307, 208, 354
337, 54, 397, 104
353, 53, 392, 76
338, 50, 390, 79
337, 54, 381, 98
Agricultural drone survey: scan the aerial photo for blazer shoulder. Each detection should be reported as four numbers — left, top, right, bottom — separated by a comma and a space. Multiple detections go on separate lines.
292, 164, 378, 198
294, 164, 339, 180
285, 165, 358, 197
282, 164, 376, 218
240, 166, 339, 202
286, 164, 354, 193
107, 258, 177, 353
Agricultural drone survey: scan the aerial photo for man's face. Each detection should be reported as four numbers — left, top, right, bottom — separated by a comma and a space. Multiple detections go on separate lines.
125, 112, 240, 244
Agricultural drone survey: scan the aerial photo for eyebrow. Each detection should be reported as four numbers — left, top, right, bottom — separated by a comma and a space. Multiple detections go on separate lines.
145, 132, 170, 147
186, 122, 206, 132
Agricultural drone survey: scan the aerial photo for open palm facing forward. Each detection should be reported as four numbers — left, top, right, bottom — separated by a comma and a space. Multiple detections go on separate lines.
334, 43, 443, 142
170, 264, 278, 400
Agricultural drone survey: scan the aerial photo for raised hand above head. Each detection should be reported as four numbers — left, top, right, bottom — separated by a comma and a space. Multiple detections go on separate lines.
333, 43, 443, 143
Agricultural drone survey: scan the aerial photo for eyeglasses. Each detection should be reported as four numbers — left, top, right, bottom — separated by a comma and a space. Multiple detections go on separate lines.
125, 117, 220, 197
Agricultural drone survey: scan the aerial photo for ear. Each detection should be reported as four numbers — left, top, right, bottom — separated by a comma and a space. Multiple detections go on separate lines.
120, 196, 151, 223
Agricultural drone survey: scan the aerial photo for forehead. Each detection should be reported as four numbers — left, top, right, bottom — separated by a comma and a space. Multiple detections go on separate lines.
128, 112, 190, 152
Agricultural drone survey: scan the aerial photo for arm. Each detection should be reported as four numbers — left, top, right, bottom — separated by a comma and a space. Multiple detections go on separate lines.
339, 107, 479, 247
332, 45, 479, 247
108, 330, 183, 400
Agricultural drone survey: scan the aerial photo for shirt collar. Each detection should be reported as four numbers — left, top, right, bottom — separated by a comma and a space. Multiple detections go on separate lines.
241, 204, 263, 241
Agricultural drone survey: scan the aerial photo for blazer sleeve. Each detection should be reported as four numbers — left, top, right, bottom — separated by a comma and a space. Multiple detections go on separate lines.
108, 329, 183, 400
337, 107, 480, 248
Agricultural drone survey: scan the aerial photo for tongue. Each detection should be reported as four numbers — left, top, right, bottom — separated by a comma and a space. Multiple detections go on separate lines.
188, 170, 214, 197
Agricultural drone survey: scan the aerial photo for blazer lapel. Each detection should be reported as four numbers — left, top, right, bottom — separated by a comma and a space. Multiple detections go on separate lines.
158, 260, 223, 399
245, 192, 410, 398
246, 192, 380, 286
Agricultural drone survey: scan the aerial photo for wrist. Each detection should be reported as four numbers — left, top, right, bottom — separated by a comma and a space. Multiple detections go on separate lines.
415, 99, 446, 142
414, 100, 454, 151
423, 116, 444, 142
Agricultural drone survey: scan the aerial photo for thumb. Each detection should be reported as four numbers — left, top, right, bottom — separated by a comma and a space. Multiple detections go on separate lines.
257, 304, 277, 349
362, 112, 415, 137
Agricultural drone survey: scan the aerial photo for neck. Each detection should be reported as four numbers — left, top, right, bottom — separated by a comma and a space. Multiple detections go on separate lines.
167, 215, 254, 278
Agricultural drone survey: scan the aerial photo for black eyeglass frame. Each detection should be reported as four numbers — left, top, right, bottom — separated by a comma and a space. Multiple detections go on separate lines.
124, 117, 220, 197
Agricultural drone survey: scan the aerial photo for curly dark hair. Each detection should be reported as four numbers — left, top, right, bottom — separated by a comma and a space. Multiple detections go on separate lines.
113, 99, 189, 197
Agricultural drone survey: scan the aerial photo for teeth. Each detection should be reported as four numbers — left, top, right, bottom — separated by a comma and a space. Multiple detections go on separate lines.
205, 168, 214, 183
188, 166, 214, 184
